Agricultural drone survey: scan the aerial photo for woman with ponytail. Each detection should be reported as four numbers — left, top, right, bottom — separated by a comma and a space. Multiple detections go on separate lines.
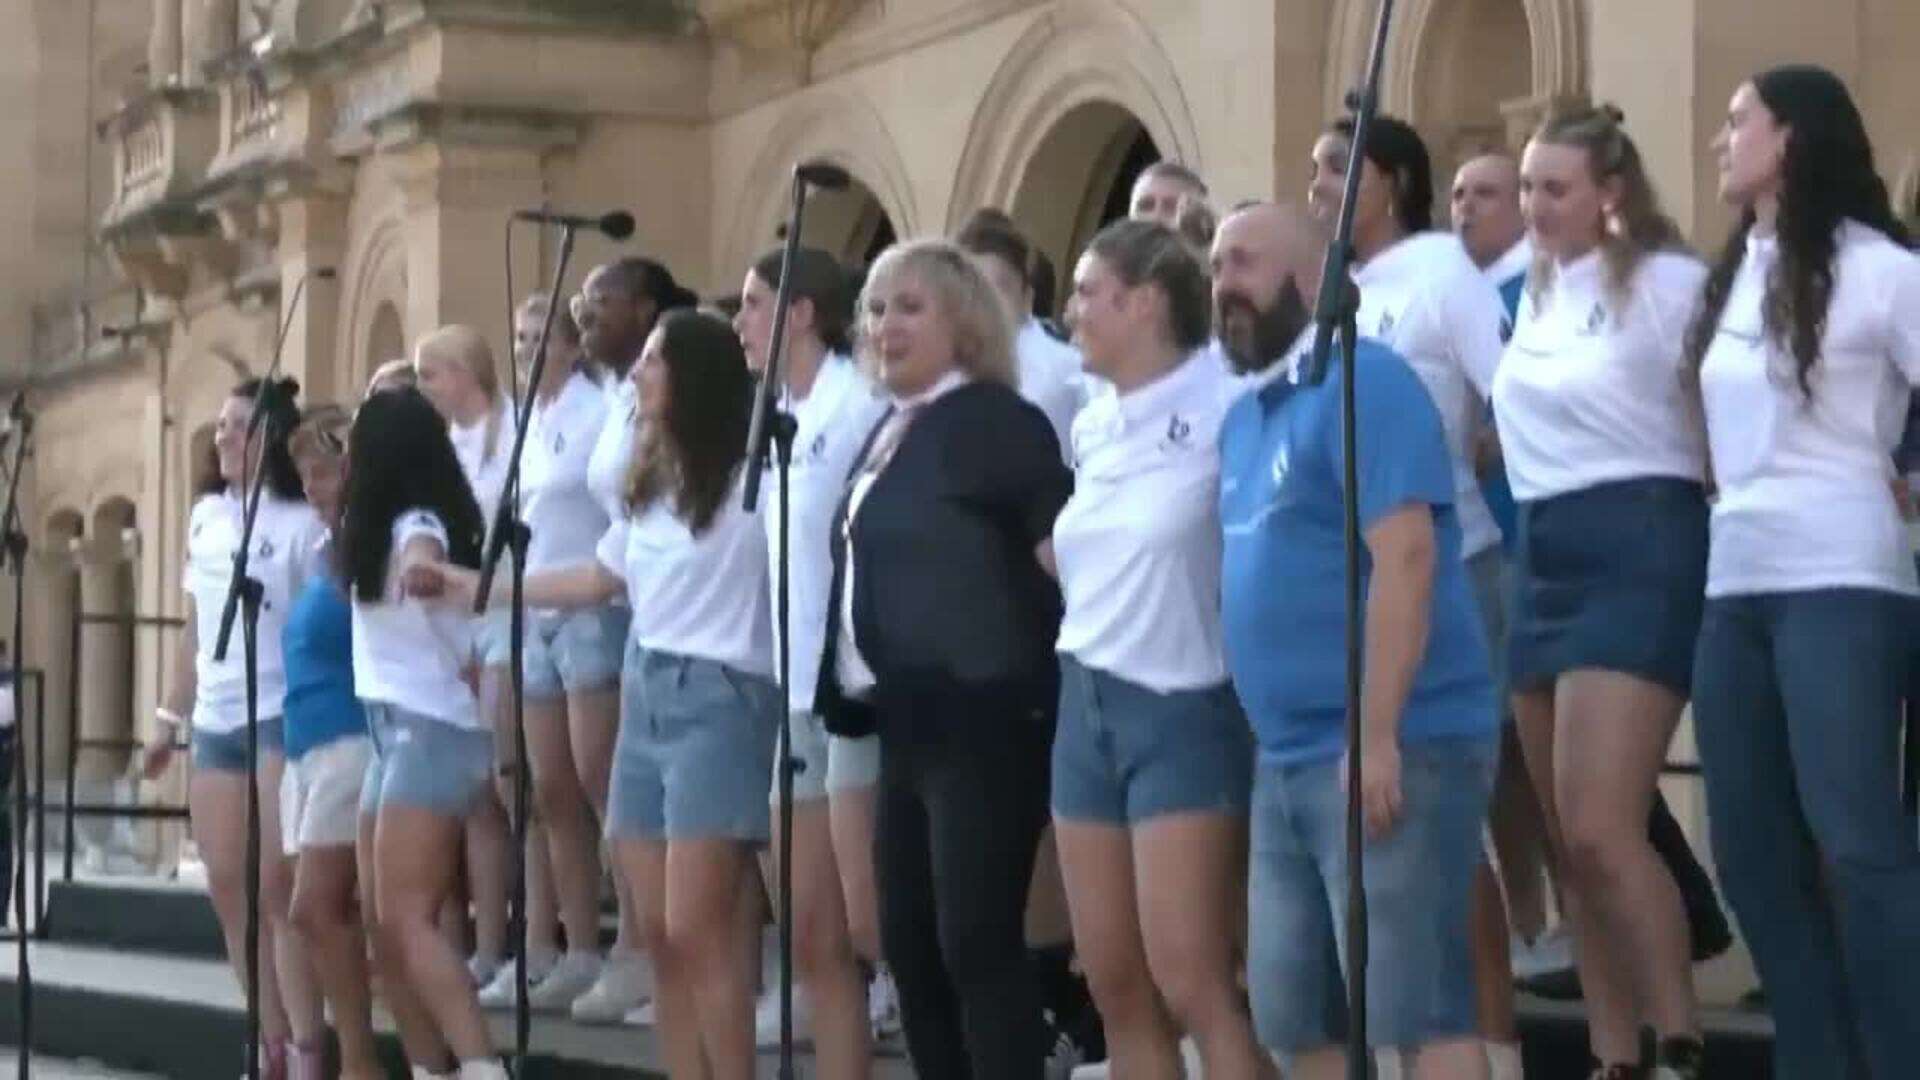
1687, 65, 1920, 1079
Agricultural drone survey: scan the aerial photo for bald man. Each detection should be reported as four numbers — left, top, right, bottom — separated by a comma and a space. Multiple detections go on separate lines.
1450, 154, 1530, 314
1212, 203, 1497, 1079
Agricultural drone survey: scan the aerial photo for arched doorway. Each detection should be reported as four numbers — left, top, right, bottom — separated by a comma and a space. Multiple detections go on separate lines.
784, 171, 899, 272
75, 499, 137, 869
35, 508, 84, 858
1413, 0, 1534, 184
366, 300, 404, 379
1006, 102, 1160, 318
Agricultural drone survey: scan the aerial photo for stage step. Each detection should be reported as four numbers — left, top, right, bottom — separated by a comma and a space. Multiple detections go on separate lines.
42, 877, 225, 962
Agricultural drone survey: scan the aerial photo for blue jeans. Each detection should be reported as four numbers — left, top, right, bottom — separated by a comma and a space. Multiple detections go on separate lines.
1247, 737, 1495, 1054
1693, 589, 1920, 1079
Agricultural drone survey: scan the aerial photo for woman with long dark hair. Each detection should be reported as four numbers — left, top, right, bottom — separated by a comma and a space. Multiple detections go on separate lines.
145, 377, 328, 1079
1492, 103, 1709, 1079
733, 245, 889, 1075
1686, 65, 1920, 1079
433, 310, 778, 1078
342, 386, 500, 1078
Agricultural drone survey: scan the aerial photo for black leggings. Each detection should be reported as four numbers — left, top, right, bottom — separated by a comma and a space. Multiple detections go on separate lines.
874, 691, 1052, 1080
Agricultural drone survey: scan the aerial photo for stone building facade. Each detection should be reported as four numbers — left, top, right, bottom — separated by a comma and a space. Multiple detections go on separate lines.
0, 0, 1915, 885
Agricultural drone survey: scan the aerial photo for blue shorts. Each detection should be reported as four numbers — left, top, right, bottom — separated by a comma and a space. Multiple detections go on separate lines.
358, 704, 492, 819
474, 611, 513, 670
523, 606, 629, 700
191, 717, 286, 772
608, 643, 781, 843
1052, 655, 1253, 825
1248, 737, 1496, 1054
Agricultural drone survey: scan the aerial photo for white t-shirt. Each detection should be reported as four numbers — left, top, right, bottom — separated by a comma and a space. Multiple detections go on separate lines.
1055, 350, 1233, 692
349, 509, 479, 728
1700, 221, 1920, 597
1353, 231, 1508, 558
450, 395, 516, 522
1493, 249, 1710, 502
522, 370, 612, 577
1016, 319, 1085, 463
596, 476, 771, 677
183, 491, 328, 733
764, 354, 888, 711
586, 376, 639, 525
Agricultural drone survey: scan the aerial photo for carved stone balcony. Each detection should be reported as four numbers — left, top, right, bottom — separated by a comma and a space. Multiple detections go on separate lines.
700, 0, 866, 54
100, 86, 221, 233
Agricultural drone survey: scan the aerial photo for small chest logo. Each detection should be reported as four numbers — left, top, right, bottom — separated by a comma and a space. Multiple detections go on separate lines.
553, 432, 566, 455
1377, 310, 1398, 337
1583, 302, 1607, 335
1166, 413, 1192, 448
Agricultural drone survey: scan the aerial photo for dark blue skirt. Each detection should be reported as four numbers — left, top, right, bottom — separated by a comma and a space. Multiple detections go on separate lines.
1509, 477, 1708, 694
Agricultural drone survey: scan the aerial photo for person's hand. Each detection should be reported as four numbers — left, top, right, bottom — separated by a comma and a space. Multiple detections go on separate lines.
140, 727, 177, 781
1345, 736, 1404, 840
404, 560, 480, 607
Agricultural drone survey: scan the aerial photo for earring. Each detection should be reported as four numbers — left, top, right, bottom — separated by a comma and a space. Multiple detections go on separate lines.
1604, 205, 1625, 239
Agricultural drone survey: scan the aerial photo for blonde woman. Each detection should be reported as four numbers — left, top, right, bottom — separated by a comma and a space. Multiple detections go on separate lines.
815, 240, 1071, 1078
413, 325, 517, 987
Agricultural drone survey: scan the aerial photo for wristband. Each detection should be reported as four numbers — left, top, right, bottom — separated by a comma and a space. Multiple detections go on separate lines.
154, 707, 185, 730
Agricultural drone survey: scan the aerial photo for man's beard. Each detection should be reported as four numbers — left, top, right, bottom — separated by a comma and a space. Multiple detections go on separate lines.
1216, 278, 1310, 375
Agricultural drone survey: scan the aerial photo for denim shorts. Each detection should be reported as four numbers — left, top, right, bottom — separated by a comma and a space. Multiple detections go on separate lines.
1052, 655, 1253, 826
523, 606, 629, 701
772, 711, 880, 803
1466, 546, 1511, 714
191, 717, 286, 772
358, 703, 492, 819
473, 611, 513, 670
1248, 736, 1496, 1054
608, 642, 781, 842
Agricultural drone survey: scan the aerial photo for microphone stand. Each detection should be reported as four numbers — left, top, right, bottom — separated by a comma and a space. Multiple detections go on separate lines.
741, 164, 839, 1080
210, 271, 318, 1080
475, 221, 580, 1078
1300, 2, 1397, 1076
1, 399, 32, 1080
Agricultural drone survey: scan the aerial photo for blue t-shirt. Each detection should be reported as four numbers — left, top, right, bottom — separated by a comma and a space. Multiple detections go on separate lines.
1479, 267, 1525, 550
1219, 338, 1496, 766
282, 567, 365, 760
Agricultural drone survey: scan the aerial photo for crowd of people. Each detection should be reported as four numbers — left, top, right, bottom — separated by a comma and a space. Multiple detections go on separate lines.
141, 61, 1920, 1080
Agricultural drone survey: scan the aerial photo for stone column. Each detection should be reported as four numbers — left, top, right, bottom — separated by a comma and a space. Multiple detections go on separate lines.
73, 533, 134, 869
149, 0, 183, 87
397, 141, 546, 357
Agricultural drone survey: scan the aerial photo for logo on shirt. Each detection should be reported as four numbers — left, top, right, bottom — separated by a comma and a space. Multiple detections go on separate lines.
553, 432, 566, 455
1376, 310, 1398, 337
1270, 444, 1291, 487
808, 432, 828, 463
1582, 302, 1607, 335
257, 538, 275, 560
1165, 413, 1192, 449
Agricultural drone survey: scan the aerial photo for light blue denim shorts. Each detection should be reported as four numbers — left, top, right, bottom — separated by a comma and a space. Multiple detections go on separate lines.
191, 717, 285, 772
523, 606, 629, 701
1247, 736, 1496, 1055
358, 703, 492, 819
608, 641, 781, 842
772, 711, 880, 803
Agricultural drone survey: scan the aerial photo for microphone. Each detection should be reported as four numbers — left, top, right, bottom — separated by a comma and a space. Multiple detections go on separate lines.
512, 209, 636, 241
795, 162, 851, 191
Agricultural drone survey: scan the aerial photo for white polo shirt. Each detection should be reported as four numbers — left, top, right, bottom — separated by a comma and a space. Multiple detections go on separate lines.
1354, 231, 1508, 558
522, 370, 612, 576
1054, 350, 1234, 692
1016, 318, 1086, 463
1701, 221, 1920, 597
587, 376, 639, 524
183, 491, 328, 732
350, 509, 480, 729
451, 395, 516, 521
765, 354, 888, 712
1493, 249, 1709, 502
596, 476, 772, 677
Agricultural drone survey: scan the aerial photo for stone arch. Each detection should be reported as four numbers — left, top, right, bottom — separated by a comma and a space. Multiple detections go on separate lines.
338, 215, 410, 393
34, 506, 84, 817
1324, 0, 1584, 123
724, 91, 917, 281
76, 498, 137, 799
1004, 103, 1163, 316
947, 0, 1201, 233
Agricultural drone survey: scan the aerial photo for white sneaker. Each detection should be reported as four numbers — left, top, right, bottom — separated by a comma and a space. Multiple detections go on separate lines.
1487, 1040, 1525, 1080
1068, 1061, 1110, 1080
466, 953, 504, 988
570, 948, 652, 1024
623, 999, 657, 1027
755, 982, 814, 1048
1512, 925, 1574, 979
867, 967, 902, 1040
476, 952, 559, 1010
1045, 1029, 1089, 1080
526, 951, 601, 1013
456, 1060, 510, 1080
